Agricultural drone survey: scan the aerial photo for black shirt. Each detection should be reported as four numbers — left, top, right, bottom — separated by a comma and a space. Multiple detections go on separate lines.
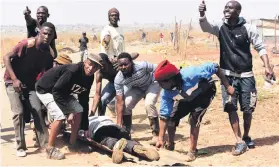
4, 38, 53, 89
219, 19, 253, 73
79, 37, 89, 51
36, 62, 94, 130
100, 62, 118, 83
26, 18, 57, 42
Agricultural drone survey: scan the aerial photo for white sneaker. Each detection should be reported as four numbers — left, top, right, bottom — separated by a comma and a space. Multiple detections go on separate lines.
16, 149, 27, 157
78, 130, 85, 137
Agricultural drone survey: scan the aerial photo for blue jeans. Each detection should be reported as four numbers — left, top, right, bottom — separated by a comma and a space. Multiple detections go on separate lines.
98, 82, 130, 116
98, 82, 116, 116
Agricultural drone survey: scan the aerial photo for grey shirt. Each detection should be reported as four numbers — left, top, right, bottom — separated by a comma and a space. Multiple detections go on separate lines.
114, 61, 157, 96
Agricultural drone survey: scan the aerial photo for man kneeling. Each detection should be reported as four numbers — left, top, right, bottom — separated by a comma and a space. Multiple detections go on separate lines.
88, 115, 160, 164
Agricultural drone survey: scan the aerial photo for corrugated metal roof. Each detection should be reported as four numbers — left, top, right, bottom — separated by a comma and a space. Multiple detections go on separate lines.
259, 18, 279, 22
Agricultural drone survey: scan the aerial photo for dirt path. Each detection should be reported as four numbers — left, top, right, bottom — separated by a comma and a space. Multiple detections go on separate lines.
1, 43, 279, 166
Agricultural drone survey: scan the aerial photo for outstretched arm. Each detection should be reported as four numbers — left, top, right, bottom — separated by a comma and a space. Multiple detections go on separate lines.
199, 1, 220, 37
24, 6, 36, 26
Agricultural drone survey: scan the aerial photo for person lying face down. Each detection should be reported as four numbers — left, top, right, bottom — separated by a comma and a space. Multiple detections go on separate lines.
88, 115, 160, 164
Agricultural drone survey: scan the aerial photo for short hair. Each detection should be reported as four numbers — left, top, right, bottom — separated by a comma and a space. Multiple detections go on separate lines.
38, 6, 49, 13
42, 22, 55, 30
233, 1, 242, 10
41, 22, 57, 39
227, 1, 242, 11
99, 53, 111, 65
117, 52, 132, 62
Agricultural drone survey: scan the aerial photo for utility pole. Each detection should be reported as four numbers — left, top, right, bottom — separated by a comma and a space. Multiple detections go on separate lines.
275, 14, 278, 49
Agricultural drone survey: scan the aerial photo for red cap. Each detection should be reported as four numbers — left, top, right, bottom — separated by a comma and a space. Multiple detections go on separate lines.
154, 60, 179, 81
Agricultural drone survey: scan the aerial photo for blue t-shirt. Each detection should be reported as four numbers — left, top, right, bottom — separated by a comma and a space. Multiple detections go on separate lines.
160, 62, 218, 118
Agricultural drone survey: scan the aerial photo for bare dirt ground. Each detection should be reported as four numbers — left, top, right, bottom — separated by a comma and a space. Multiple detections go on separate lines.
1, 42, 279, 166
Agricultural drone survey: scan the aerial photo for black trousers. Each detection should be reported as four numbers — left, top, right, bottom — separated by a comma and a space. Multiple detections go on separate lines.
95, 126, 138, 153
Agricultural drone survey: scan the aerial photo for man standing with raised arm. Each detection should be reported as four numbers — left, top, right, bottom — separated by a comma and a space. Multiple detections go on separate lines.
199, 0, 275, 156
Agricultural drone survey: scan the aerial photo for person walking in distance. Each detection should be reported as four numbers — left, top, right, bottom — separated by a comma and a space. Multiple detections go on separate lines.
79, 32, 89, 62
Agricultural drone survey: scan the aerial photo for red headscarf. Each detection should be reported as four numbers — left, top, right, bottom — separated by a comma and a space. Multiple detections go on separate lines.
154, 60, 179, 81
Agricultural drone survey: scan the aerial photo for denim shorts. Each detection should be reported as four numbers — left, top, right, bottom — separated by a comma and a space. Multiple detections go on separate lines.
221, 76, 257, 114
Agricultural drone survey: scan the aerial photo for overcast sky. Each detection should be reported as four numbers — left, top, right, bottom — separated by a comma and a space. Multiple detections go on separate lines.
1, 0, 279, 26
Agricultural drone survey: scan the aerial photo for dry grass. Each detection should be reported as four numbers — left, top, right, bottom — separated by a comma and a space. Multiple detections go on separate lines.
1, 29, 173, 62
2, 29, 278, 104
1, 35, 25, 63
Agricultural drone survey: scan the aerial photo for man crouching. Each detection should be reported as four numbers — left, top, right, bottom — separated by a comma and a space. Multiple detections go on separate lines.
35, 53, 103, 159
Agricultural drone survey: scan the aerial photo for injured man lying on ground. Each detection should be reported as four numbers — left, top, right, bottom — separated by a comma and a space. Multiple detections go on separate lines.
87, 116, 160, 164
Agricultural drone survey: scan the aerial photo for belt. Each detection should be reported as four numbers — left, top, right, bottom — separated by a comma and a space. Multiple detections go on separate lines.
221, 69, 254, 78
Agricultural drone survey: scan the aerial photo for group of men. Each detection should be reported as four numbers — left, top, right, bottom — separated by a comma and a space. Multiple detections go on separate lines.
3, 0, 276, 164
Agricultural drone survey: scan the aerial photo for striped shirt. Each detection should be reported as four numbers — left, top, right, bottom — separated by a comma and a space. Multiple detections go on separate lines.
114, 61, 156, 96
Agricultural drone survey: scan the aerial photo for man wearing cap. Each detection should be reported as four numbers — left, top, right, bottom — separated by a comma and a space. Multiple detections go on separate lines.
35, 53, 102, 160
114, 52, 161, 145
36, 53, 73, 80
3, 22, 56, 157
101, 8, 124, 60
42, 53, 73, 126
154, 60, 234, 162
53, 53, 73, 67
79, 32, 89, 62
23, 6, 57, 58
31, 53, 73, 147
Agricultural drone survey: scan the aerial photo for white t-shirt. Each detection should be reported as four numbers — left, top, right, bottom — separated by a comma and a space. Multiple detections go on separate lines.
100, 25, 125, 59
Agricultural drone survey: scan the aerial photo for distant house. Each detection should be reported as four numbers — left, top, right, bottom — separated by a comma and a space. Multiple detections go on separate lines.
251, 18, 279, 44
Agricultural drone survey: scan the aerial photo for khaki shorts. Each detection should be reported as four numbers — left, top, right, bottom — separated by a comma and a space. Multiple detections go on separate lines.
36, 92, 83, 122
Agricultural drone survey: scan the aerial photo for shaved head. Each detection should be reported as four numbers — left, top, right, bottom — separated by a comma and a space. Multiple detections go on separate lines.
224, 0, 242, 21
37, 6, 49, 14
227, 0, 242, 11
